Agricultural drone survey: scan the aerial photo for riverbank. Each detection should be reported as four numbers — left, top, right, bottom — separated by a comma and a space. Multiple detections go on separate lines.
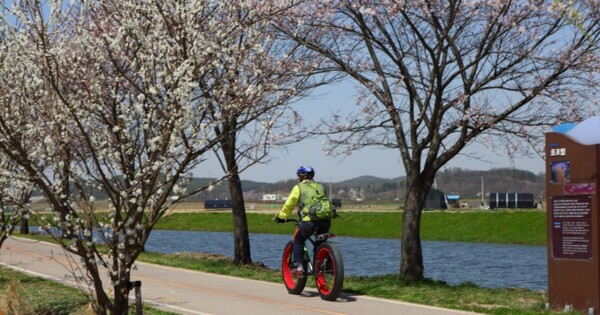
156, 210, 547, 246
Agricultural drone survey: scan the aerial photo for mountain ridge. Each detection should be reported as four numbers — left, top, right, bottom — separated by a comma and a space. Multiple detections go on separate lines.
194, 167, 545, 202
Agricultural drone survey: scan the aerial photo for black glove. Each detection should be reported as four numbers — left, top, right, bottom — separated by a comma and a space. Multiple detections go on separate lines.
274, 216, 285, 223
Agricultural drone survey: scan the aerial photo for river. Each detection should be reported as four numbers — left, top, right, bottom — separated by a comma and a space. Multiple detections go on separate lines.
145, 230, 547, 291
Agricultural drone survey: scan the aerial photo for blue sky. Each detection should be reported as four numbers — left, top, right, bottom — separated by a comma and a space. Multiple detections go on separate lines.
197, 81, 547, 183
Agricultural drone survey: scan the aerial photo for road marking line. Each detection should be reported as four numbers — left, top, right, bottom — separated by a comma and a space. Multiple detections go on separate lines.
0, 262, 62, 282
358, 295, 482, 314
143, 300, 214, 315
134, 273, 345, 315
6, 245, 52, 260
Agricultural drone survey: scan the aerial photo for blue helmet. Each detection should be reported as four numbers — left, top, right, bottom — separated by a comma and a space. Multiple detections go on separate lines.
296, 166, 315, 178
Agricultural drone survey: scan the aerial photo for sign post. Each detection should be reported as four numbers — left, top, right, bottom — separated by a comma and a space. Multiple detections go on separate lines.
546, 117, 600, 314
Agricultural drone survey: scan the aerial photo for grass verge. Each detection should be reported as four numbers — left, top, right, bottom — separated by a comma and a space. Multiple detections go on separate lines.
155, 210, 547, 245
0, 268, 89, 314
0, 265, 178, 314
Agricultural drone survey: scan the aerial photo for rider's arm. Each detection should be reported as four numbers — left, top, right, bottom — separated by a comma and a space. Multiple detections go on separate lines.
277, 185, 300, 219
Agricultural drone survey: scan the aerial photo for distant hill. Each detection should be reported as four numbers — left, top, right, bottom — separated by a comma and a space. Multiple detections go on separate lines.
194, 167, 545, 202
29, 167, 545, 203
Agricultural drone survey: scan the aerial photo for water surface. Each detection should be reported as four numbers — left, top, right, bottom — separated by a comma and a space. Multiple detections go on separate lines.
145, 230, 547, 291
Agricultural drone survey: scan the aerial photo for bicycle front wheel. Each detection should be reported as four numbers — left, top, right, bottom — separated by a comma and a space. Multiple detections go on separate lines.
281, 240, 307, 295
314, 241, 344, 301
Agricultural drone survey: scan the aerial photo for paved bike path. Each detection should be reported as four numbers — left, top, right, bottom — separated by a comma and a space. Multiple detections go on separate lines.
0, 237, 482, 315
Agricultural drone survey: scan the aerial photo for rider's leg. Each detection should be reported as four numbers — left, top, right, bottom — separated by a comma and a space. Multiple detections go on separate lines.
293, 221, 315, 272
314, 219, 331, 236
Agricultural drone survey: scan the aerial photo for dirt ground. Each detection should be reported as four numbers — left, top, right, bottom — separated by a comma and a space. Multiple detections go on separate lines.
29, 199, 403, 213
29, 198, 541, 214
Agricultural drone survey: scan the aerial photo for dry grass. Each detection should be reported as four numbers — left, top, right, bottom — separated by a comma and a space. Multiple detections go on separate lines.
170, 252, 232, 261
0, 279, 33, 315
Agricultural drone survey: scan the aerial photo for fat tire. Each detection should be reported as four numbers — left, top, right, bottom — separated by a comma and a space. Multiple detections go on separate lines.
314, 242, 344, 301
281, 240, 307, 295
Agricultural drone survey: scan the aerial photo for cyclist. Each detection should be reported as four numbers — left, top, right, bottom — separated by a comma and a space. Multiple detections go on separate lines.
275, 166, 332, 276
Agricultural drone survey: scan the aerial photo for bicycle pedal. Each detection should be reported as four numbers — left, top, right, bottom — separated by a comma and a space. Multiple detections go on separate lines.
291, 269, 305, 277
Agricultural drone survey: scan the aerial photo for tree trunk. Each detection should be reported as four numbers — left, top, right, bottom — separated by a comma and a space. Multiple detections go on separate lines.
113, 281, 130, 315
220, 127, 252, 265
399, 172, 432, 283
92, 277, 111, 315
0, 207, 7, 250
20, 218, 29, 235
228, 173, 252, 265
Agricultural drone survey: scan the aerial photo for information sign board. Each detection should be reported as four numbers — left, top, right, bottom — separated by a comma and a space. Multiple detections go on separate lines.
551, 196, 592, 259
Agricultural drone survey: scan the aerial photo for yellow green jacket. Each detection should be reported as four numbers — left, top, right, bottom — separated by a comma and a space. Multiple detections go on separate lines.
278, 180, 326, 221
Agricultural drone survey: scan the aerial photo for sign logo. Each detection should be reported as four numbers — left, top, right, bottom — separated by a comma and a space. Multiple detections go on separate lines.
550, 148, 566, 156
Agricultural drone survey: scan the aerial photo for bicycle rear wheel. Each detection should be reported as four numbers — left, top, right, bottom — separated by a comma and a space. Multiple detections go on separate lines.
281, 240, 307, 295
314, 241, 344, 301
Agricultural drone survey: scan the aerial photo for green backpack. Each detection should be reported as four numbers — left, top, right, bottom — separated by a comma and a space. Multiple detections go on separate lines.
299, 182, 337, 220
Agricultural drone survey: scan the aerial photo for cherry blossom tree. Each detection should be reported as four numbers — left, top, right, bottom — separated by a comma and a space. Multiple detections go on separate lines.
0, 9, 42, 249
0, 0, 310, 313
203, 10, 328, 264
0, 157, 35, 248
277, 0, 600, 283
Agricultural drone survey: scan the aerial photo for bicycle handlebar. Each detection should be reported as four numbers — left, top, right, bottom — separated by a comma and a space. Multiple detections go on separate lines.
273, 216, 340, 223
273, 217, 298, 224
274, 217, 336, 241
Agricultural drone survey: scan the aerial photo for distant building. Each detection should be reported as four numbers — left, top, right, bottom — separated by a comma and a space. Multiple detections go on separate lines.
424, 188, 448, 209
348, 187, 365, 201
204, 199, 232, 209
446, 194, 460, 208
489, 192, 534, 209
262, 194, 277, 201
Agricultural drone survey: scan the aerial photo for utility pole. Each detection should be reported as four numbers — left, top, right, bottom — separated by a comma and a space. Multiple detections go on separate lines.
481, 176, 485, 205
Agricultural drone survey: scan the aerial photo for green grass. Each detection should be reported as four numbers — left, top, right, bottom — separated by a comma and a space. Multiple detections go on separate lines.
342, 277, 550, 315
0, 268, 89, 314
0, 266, 176, 315
156, 210, 546, 245
421, 211, 546, 245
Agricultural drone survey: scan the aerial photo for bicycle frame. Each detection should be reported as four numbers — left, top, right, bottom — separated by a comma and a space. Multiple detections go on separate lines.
302, 232, 331, 276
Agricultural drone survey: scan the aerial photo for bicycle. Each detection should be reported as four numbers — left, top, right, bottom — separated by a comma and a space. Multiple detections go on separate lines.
279, 219, 344, 301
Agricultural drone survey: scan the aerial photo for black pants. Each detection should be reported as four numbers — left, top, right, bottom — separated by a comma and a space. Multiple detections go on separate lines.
293, 219, 331, 266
